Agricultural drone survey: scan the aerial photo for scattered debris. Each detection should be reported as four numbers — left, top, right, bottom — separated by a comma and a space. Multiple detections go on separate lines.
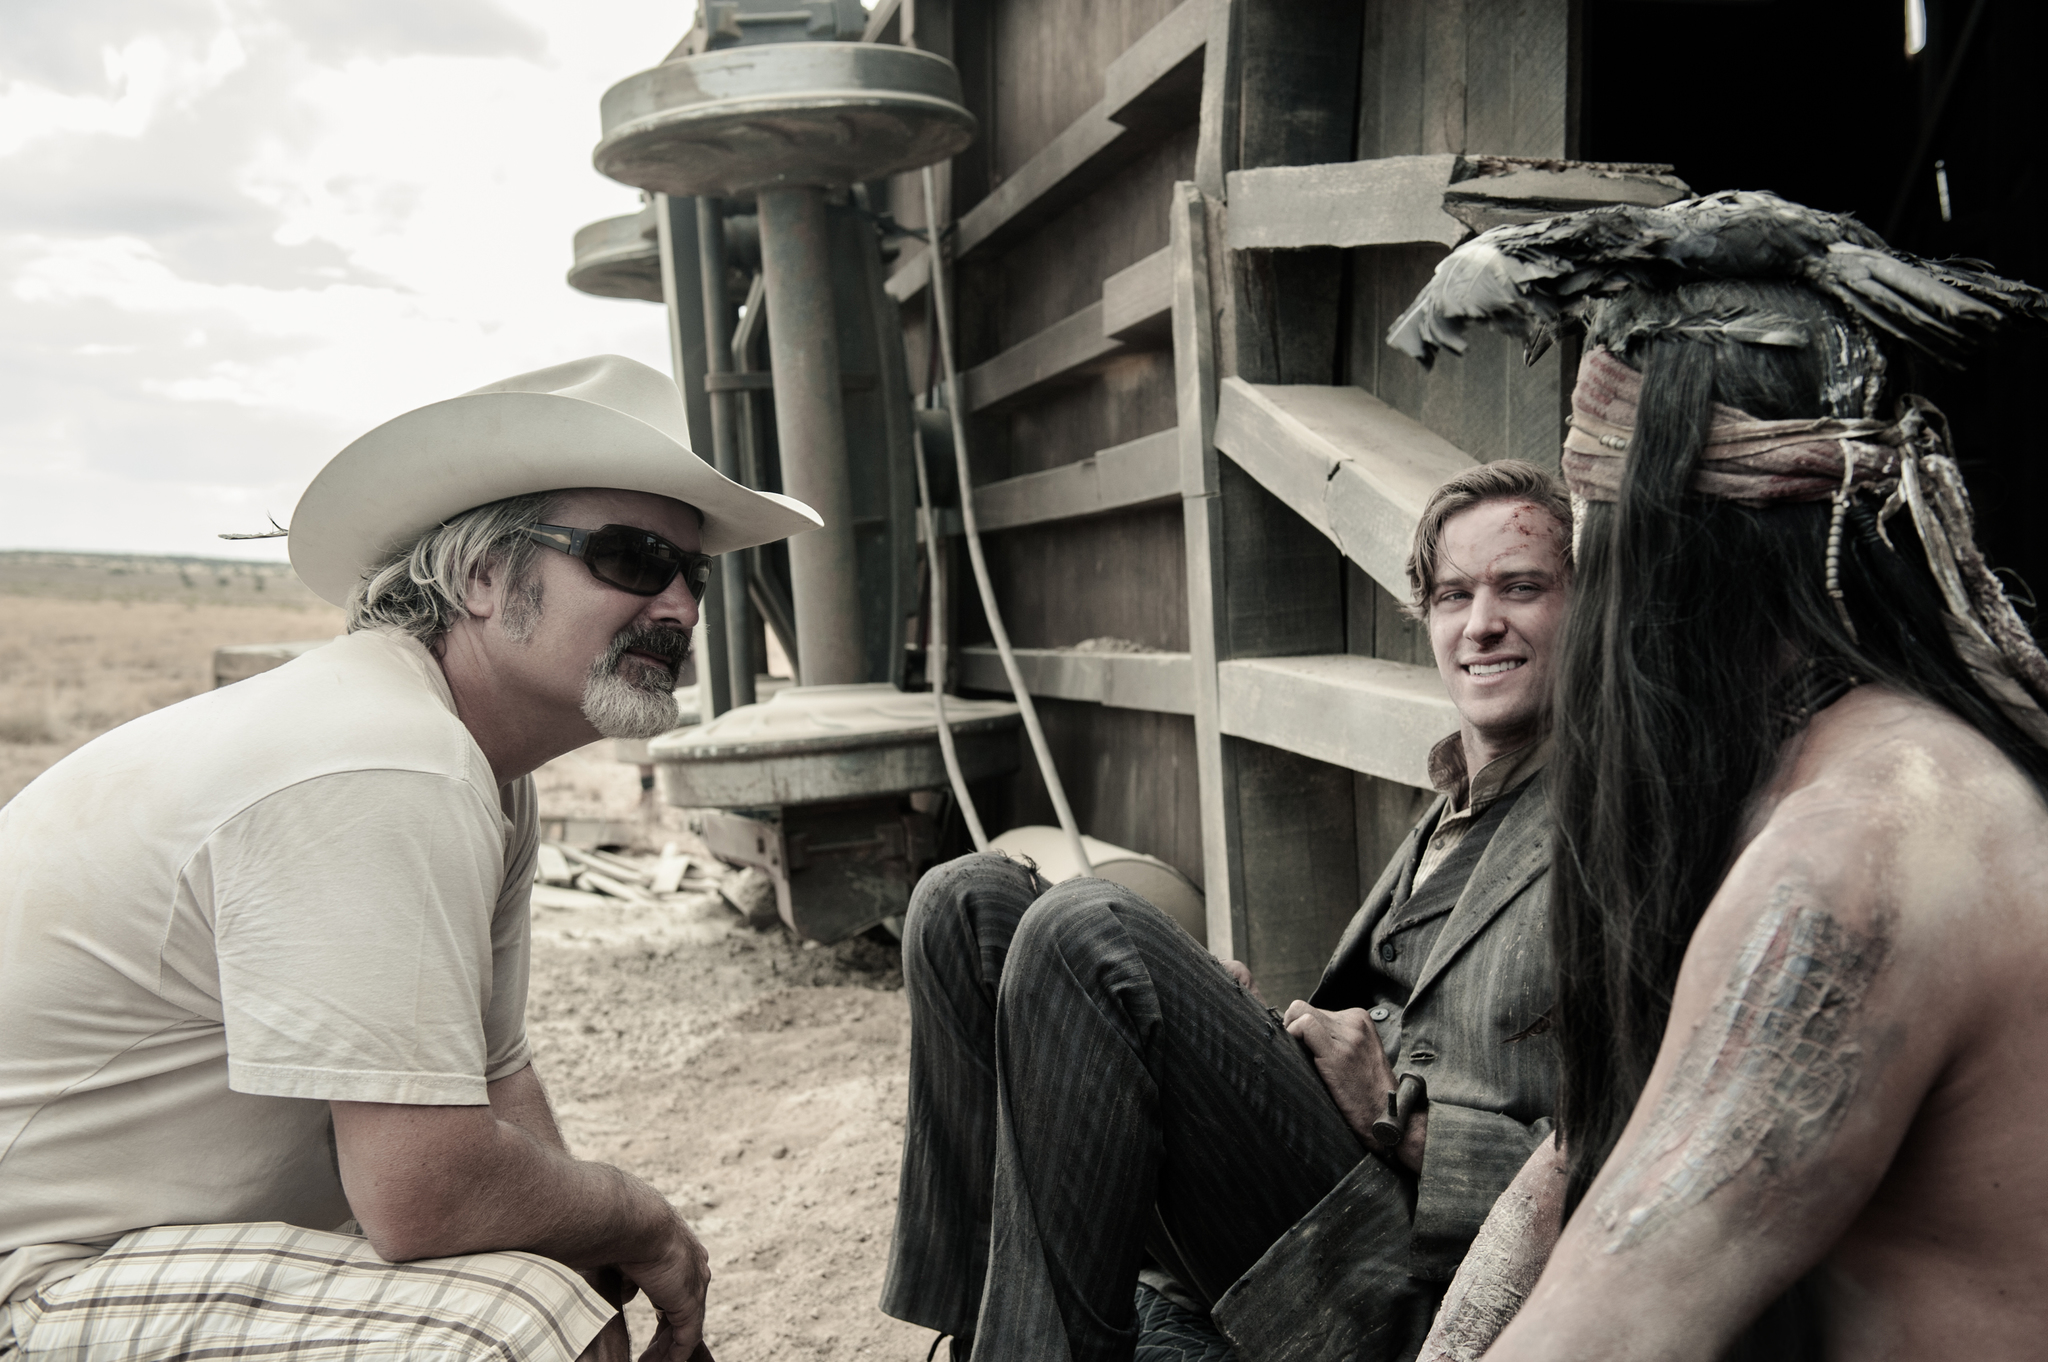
536, 843, 575, 886
533, 838, 776, 930
651, 842, 693, 894
532, 883, 612, 911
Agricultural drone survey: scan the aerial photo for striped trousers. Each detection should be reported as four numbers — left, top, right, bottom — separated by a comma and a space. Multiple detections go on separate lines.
880, 854, 1372, 1362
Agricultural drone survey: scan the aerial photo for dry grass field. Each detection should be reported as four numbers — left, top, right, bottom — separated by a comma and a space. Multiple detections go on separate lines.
0, 555, 927, 1361
0, 556, 344, 804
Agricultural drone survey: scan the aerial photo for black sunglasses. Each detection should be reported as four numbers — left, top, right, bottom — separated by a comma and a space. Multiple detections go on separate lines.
523, 524, 713, 600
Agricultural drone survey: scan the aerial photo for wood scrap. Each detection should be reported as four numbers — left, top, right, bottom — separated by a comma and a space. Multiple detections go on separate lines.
535, 843, 575, 886
575, 868, 658, 906
557, 843, 654, 885
651, 842, 693, 894
532, 883, 611, 911
584, 846, 656, 882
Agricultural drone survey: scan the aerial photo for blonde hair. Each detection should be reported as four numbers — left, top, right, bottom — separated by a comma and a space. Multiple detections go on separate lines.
345, 492, 559, 643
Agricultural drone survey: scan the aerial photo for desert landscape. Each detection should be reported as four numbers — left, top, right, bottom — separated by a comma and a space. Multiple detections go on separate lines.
0, 551, 929, 1361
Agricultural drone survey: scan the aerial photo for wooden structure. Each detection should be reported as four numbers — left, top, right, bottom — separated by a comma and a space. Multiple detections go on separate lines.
587, 1, 1706, 985
838, 0, 1692, 1001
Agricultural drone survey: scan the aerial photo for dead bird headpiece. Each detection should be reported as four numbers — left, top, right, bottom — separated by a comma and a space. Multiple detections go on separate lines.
1388, 190, 2048, 1224
1389, 188, 2048, 747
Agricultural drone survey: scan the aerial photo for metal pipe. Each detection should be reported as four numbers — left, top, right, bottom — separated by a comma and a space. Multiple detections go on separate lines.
653, 191, 730, 718
695, 197, 757, 709
755, 184, 865, 686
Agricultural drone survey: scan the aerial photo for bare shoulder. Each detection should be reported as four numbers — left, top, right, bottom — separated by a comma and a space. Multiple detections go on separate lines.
1712, 684, 2048, 1006
1751, 687, 2045, 895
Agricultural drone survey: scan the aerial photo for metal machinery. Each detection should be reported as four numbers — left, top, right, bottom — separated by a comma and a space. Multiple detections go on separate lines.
573, 0, 1020, 943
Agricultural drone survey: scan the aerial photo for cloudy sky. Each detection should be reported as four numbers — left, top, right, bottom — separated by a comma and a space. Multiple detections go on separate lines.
1, 0, 700, 560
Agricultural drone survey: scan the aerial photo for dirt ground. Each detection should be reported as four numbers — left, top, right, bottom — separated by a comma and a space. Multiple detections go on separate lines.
0, 576, 933, 1361
527, 748, 928, 1361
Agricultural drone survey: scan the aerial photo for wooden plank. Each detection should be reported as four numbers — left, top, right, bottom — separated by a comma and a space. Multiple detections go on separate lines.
1103, 0, 1211, 129
993, 701, 1206, 895
1191, 0, 1237, 196
969, 429, 1179, 532
1227, 156, 1687, 251
1226, 155, 1463, 250
884, 0, 1210, 303
1171, 179, 1240, 956
961, 301, 1124, 411
1440, 160, 1689, 232
1101, 246, 1174, 340
1217, 654, 1455, 788
956, 644, 1194, 714
1235, 0, 1364, 170
1211, 378, 1478, 600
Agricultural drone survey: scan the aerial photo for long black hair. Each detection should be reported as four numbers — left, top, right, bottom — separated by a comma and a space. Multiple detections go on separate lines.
1549, 279, 2048, 1219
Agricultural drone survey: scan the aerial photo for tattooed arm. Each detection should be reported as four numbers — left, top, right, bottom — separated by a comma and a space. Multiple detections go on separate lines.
1416, 1138, 1568, 1362
1480, 775, 1966, 1359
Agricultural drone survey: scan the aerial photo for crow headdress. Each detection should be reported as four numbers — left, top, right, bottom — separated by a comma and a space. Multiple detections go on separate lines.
1387, 189, 2048, 744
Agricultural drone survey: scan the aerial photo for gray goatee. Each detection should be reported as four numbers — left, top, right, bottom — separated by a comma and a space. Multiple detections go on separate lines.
581, 624, 691, 740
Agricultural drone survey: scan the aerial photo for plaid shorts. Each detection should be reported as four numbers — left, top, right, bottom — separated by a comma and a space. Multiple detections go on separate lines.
3, 1222, 615, 1361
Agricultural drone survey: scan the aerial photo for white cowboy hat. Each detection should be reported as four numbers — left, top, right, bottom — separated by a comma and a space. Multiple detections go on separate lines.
288, 353, 821, 606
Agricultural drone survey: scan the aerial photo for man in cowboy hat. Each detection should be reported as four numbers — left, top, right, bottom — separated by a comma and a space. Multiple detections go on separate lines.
0, 355, 818, 1361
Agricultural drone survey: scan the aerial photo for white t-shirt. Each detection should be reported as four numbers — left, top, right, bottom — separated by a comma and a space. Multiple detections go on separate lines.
0, 629, 537, 1304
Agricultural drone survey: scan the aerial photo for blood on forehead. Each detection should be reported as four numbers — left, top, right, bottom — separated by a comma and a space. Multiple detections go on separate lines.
1435, 500, 1570, 585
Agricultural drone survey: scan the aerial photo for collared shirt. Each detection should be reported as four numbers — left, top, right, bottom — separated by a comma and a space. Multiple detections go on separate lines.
1411, 731, 1553, 892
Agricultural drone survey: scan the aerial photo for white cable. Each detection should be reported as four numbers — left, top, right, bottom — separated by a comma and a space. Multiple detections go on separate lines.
912, 414, 990, 851
921, 164, 1093, 876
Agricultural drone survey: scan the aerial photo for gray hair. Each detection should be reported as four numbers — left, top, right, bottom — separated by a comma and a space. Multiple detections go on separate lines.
1403, 459, 1573, 621
346, 492, 560, 643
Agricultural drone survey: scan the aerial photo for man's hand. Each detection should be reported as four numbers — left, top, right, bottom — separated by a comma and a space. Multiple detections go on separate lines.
1283, 1000, 1427, 1170
620, 1220, 712, 1361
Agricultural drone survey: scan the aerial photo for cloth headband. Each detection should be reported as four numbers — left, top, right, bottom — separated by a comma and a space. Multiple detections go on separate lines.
1561, 347, 2048, 747
1562, 348, 1901, 506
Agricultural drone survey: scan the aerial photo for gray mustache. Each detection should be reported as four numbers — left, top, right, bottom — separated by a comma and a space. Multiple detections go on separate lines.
603, 625, 693, 673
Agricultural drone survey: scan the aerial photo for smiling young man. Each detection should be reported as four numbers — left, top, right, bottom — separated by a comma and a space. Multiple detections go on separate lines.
0, 355, 819, 1362
879, 459, 1574, 1362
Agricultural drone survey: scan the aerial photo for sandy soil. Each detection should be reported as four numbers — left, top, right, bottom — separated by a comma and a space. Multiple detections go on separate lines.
0, 587, 930, 1360
525, 748, 929, 1361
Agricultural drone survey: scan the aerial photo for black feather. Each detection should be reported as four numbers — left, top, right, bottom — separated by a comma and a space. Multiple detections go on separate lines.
1386, 190, 2046, 369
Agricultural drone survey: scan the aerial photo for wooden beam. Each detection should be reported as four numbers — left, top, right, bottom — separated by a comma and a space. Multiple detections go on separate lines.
1172, 179, 1242, 957
1440, 158, 1691, 233
1212, 377, 1477, 600
1102, 246, 1174, 341
969, 429, 1178, 532
961, 302, 1123, 411
1225, 154, 1692, 252
885, 0, 1210, 303
1227, 155, 1463, 250
1217, 654, 1454, 788
956, 239, 1177, 412
957, 645, 1194, 714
